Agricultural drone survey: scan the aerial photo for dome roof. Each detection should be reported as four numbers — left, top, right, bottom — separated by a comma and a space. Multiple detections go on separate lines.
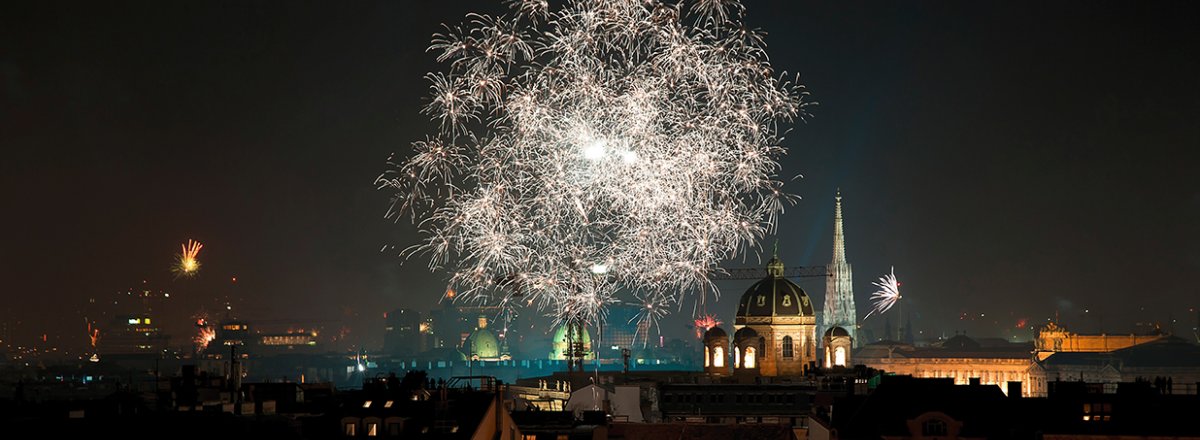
940, 334, 980, 350
825, 326, 851, 337
735, 256, 815, 325
464, 327, 500, 359
703, 326, 728, 341
549, 323, 592, 360
733, 326, 759, 341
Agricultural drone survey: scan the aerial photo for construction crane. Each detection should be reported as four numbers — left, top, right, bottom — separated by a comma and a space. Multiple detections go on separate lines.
710, 265, 830, 280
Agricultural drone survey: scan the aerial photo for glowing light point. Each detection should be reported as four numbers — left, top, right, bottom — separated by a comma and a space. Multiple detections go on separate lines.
582, 139, 607, 161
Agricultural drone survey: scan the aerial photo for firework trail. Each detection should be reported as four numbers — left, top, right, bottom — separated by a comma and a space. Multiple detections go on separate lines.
864, 267, 901, 319
377, 0, 812, 326
173, 239, 204, 278
86, 321, 100, 348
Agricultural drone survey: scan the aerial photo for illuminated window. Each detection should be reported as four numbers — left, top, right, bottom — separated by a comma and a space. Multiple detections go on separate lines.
744, 346, 756, 369
734, 347, 741, 368
834, 347, 846, 367
1083, 403, 1111, 422
344, 423, 357, 436
128, 318, 140, 325
704, 346, 710, 367
367, 422, 378, 437
523, 435, 537, 440
922, 419, 947, 436
384, 400, 394, 408
362, 400, 372, 408
713, 346, 725, 367
782, 336, 794, 359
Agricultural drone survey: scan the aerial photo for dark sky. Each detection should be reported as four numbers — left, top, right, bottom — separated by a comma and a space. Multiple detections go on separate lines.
2, 1, 1197, 350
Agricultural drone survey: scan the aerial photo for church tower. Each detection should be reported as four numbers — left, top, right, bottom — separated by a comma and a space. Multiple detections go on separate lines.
823, 190, 858, 347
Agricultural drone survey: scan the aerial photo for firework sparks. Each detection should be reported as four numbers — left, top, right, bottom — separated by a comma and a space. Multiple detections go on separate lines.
378, 0, 812, 326
86, 321, 100, 348
693, 314, 723, 339
173, 239, 204, 278
194, 317, 216, 351
631, 294, 670, 347
864, 267, 901, 319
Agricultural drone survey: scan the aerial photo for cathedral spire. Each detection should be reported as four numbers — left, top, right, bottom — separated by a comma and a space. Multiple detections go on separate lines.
832, 188, 846, 264
824, 189, 857, 347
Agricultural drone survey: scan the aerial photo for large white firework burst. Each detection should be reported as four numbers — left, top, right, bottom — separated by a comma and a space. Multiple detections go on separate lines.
378, 0, 812, 327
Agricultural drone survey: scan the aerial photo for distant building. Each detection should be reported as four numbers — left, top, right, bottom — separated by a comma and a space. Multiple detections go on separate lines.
855, 334, 1038, 396
728, 251, 819, 376
549, 323, 592, 361
823, 326, 854, 368
462, 315, 509, 361
1031, 336, 1200, 392
1035, 320, 1167, 359
823, 190, 858, 347
598, 304, 651, 358
383, 308, 422, 355
101, 315, 170, 357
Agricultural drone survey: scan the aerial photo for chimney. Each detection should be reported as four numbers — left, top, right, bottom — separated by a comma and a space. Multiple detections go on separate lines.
969, 377, 981, 386
1007, 381, 1022, 398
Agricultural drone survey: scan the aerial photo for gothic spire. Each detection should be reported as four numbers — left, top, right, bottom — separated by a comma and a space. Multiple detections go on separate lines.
832, 188, 846, 264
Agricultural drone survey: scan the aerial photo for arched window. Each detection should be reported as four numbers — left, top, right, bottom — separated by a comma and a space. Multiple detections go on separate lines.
834, 346, 847, 366
734, 347, 741, 368
744, 346, 757, 369
922, 419, 947, 436
714, 346, 725, 367
782, 336, 794, 359
704, 346, 710, 367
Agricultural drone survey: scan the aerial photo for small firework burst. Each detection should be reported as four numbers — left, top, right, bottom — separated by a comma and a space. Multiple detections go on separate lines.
864, 267, 901, 319
173, 239, 204, 278
693, 314, 723, 339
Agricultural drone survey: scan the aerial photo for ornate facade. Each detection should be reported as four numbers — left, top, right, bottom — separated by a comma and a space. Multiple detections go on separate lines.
732, 254, 818, 376
1034, 321, 1166, 360
823, 190, 858, 347
823, 326, 853, 368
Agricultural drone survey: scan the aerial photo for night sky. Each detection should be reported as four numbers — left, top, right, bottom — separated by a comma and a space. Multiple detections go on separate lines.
2, 1, 1197, 350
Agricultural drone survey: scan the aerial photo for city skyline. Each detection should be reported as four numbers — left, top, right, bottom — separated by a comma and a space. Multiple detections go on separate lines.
2, 1, 1198, 351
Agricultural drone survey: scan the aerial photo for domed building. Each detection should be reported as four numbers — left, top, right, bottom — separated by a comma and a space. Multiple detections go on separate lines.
823, 326, 853, 368
733, 253, 818, 376
461, 315, 509, 361
549, 323, 592, 360
703, 326, 729, 375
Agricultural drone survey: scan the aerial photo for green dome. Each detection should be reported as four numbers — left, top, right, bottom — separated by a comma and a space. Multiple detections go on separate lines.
465, 328, 499, 359
463, 316, 501, 359
549, 323, 592, 360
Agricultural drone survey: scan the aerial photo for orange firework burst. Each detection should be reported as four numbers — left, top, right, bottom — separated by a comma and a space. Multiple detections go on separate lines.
194, 317, 216, 351
693, 314, 723, 339
173, 239, 204, 278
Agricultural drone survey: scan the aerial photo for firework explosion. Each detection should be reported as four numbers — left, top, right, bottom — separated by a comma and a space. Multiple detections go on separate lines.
378, 0, 811, 327
173, 239, 204, 278
693, 313, 723, 339
194, 317, 216, 351
864, 267, 901, 319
